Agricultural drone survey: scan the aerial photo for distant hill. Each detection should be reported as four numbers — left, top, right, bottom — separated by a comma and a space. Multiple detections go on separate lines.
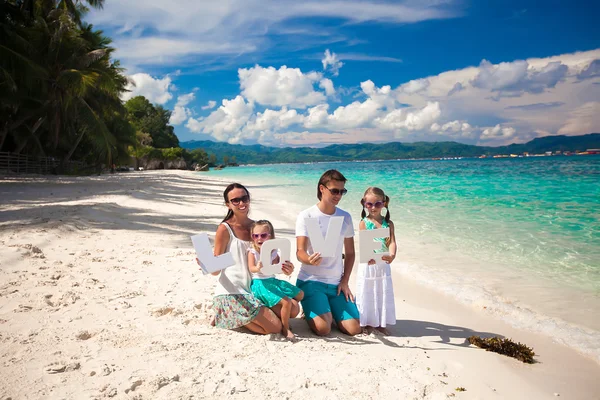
181, 133, 600, 165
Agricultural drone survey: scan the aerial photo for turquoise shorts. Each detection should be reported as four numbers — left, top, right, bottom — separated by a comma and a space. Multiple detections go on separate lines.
251, 278, 302, 308
296, 279, 360, 322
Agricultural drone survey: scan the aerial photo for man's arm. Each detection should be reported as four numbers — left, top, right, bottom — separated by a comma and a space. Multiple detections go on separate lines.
296, 236, 322, 266
337, 237, 355, 301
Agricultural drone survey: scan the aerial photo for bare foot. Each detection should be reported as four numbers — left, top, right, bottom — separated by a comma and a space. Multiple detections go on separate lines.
362, 326, 374, 335
209, 315, 216, 327
284, 329, 297, 342
375, 327, 389, 336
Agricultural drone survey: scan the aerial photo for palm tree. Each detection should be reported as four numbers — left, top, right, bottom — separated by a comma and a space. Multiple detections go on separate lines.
1, 0, 135, 169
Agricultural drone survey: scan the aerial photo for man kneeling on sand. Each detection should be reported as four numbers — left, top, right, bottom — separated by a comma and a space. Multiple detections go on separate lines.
295, 170, 361, 336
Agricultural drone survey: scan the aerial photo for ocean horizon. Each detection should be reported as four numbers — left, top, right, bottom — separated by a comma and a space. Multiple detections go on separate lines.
202, 155, 600, 361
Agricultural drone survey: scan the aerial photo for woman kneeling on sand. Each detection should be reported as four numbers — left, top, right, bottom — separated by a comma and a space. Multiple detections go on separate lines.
207, 183, 289, 334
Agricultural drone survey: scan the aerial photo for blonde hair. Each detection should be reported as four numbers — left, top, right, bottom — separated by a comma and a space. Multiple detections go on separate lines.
360, 187, 392, 247
250, 220, 275, 252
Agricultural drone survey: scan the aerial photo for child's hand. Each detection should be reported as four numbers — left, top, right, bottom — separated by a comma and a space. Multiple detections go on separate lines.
281, 261, 295, 276
381, 254, 395, 264
257, 261, 263, 270
367, 259, 376, 265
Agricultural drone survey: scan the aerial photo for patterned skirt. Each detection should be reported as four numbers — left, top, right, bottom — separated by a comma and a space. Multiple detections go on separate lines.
213, 294, 263, 329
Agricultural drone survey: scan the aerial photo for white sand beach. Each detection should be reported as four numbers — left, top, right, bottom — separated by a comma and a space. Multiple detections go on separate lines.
1, 170, 599, 400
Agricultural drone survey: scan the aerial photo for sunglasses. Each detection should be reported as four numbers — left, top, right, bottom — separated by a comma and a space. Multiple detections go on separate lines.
364, 201, 384, 209
323, 186, 348, 196
251, 232, 271, 240
228, 195, 250, 206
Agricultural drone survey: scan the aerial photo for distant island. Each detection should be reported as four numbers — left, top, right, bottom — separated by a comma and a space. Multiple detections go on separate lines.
181, 133, 600, 165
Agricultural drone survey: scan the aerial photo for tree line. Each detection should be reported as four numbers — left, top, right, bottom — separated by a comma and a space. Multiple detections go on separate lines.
1, 0, 212, 171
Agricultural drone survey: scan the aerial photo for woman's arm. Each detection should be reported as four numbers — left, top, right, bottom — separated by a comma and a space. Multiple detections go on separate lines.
211, 224, 230, 276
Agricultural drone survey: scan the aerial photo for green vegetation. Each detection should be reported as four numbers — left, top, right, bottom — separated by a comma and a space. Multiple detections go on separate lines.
1, 0, 135, 168
468, 336, 536, 363
182, 133, 600, 165
0, 1, 208, 172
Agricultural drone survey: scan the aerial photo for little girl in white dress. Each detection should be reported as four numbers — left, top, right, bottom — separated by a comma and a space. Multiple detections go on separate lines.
356, 187, 397, 335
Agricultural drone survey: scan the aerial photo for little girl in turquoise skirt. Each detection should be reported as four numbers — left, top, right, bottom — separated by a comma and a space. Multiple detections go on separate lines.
248, 220, 304, 340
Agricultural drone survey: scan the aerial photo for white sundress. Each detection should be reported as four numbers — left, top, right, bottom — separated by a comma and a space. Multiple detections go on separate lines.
355, 218, 396, 328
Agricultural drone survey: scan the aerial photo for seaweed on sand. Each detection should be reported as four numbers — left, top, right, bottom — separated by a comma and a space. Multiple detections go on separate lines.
467, 336, 536, 363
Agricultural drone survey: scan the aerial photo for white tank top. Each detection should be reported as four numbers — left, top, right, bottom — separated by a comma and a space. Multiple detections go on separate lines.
214, 222, 253, 296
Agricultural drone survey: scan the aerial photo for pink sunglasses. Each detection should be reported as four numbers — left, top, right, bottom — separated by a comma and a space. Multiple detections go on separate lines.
364, 201, 384, 209
252, 233, 271, 240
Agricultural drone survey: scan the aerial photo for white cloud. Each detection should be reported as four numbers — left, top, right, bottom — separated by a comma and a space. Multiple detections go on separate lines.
430, 120, 474, 138
374, 102, 441, 133
397, 78, 430, 95
201, 100, 217, 110
245, 107, 304, 132
322, 49, 343, 76
558, 102, 600, 136
122, 73, 173, 104
169, 106, 190, 125
480, 124, 517, 141
577, 59, 600, 80
319, 79, 335, 96
302, 80, 394, 130
169, 92, 196, 125
304, 104, 331, 128
471, 59, 568, 95
361, 80, 394, 109
239, 65, 326, 108
186, 95, 254, 142
403, 102, 441, 130
327, 99, 382, 129
89, 1, 458, 68
184, 49, 600, 147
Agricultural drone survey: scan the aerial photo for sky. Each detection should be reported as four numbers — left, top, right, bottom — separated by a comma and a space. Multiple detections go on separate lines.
88, 0, 600, 147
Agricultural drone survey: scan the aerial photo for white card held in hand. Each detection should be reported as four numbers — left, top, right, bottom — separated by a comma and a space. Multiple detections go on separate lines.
358, 227, 390, 264
304, 216, 344, 258
191, 233, 235, 274
259, 238, 290, 275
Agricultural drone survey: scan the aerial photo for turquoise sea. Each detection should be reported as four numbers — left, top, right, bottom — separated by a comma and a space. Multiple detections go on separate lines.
204, 155, 600, 360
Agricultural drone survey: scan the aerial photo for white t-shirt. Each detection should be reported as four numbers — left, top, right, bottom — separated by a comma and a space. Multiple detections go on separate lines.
295, 204, 354, 285
248, 248, 278, 280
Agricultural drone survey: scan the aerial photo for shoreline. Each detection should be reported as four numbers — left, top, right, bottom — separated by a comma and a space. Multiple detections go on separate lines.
221, 170, 600, 365
1, 170, 599, 399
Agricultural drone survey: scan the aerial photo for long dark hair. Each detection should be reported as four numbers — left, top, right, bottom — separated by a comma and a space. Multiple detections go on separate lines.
222, 183, 250, 222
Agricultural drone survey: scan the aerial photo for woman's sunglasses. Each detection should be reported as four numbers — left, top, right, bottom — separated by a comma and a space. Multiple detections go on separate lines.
323, 186, 348, 196
364, 201, 384, 209
228, 195, 250, 206
251, 233, 271, 240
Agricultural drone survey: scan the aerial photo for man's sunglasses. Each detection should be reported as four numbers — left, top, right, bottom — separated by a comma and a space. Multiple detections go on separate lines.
251, 233, 271, 240
228, 195, 250, 206
364, 201, 384, 209
323, 186, 348, 196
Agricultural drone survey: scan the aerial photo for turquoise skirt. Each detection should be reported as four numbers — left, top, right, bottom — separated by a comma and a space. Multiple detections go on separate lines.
251, 278, 301, 308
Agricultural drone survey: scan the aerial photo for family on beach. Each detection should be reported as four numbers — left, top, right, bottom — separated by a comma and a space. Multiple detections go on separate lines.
203, 169, 398, 340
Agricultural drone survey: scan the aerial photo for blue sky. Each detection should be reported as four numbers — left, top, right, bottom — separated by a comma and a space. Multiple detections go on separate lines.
89, 0, 600, 147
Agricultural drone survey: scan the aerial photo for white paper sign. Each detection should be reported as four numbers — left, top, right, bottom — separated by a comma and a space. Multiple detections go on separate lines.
191, 233, 235, 274
305, 216, 344, 258
358, 228, 390, 264
259, 238, 290, 275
